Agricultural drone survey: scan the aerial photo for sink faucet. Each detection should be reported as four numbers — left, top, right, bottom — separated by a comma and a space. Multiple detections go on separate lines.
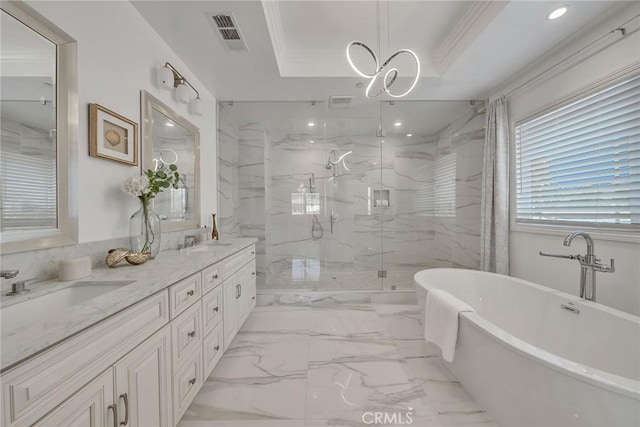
540, 231, 615, 302
1, 270, 19, 279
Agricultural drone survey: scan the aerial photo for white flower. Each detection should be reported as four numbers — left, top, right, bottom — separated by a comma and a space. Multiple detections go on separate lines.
122, 175, 150, 197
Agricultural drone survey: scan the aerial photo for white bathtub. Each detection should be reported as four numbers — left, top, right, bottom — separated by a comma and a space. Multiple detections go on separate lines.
414, 268, 640, 427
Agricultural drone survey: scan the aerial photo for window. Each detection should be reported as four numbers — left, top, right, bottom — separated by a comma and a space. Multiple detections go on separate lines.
1, 150, 57, 231
414, 153, 457, 218
515, 75, 640, 228
291, 192, 320, 215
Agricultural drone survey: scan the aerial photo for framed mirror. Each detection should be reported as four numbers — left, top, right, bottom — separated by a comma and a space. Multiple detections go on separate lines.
141, 91, 200, 232
0, 1, 78, 253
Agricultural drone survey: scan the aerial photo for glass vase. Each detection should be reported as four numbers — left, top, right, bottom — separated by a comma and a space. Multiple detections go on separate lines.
129, 197, 161, 258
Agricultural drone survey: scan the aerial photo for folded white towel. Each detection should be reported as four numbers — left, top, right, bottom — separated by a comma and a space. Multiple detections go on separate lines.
424, 289, 475, 363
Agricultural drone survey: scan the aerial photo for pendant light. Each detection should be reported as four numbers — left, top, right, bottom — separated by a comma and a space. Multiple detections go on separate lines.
346, 0, 420, 98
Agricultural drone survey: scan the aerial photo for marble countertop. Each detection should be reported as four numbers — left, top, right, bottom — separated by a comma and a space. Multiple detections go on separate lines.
0, 238, 257, 372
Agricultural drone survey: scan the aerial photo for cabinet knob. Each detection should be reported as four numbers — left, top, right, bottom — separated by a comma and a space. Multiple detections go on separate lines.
252, 296, 256, 300
251, 271, 255, 276
213, 274, 219, 279
251, 251, 255, 255
213, 306, 219, 312
188, 330, 196, 338
189, 377, 196, 386
214, 345, 220, 351
187, 290, 195, 297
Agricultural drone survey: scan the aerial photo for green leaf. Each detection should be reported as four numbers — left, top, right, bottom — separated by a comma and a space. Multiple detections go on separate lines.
157, 171, 167, 179
161, 181, 170, 188
169, 164, 178, 171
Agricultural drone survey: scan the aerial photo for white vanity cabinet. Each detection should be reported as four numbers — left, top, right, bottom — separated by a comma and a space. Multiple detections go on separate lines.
0, 243, 257, 427
115, 325, 173, 427
222, 257, 257, 350
31, 368, 115, 427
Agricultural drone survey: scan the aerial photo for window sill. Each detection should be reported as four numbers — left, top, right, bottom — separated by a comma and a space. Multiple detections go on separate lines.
510, 222, 640, 244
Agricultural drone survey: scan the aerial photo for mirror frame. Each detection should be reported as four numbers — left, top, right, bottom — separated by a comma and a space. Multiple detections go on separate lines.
0, 0, 78, 254
141, 90, 200, 232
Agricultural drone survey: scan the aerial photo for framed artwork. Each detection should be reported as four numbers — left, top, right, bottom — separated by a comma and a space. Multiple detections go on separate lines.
89, 103, 138, 165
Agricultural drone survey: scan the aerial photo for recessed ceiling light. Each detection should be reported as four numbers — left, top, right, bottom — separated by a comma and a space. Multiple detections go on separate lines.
309, 140, 315, 144
166, 122, 174, 127
308, 122, 315, 127
406, 133, 413, 137
394, 121, 402, 127
547, 6, 568, 20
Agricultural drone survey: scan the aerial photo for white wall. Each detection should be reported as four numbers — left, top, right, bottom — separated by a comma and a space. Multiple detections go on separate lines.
25, 0, 217, 243
492, 4, 640, 315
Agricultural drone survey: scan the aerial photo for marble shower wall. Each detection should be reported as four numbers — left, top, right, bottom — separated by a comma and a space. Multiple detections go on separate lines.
217, 102, 485, 291
433, 110, 485, 269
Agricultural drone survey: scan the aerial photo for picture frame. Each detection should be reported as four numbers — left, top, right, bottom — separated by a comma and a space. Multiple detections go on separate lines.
89, 103, 138, 165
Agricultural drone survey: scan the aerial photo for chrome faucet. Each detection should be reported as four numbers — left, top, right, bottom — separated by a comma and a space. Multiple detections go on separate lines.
540, 231, 615, 302
1, 270, 19, 279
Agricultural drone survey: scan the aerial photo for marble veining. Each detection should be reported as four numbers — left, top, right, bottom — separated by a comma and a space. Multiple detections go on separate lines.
218, 102, 485, 292
0, 238, 257, 372
181, 300, 497, 427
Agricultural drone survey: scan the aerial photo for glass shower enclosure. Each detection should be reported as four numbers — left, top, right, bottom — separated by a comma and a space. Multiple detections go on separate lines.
217, 100, 485, 291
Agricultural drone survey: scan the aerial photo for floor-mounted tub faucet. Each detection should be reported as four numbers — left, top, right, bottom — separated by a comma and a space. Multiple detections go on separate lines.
540, 231, 615, 302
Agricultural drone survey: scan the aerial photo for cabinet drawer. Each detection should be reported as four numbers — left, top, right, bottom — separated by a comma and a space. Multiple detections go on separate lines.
223, 245, 255, 277
171, 302, 202, 371
169, 273, 202, 319
203, 323, 223, 379
202, 262, 223, 295
172, 348, 202, 426
201, 285, 223, 336
1, 292, 169, 427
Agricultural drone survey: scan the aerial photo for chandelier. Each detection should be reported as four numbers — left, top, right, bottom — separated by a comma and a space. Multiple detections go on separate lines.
345, 1, 420, 98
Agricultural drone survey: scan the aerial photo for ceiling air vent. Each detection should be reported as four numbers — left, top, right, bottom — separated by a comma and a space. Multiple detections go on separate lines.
208, 12, 248, 52
329, 96, 354, 109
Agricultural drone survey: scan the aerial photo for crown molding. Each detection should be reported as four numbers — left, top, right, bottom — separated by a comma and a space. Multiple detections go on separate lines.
431, 0, 508, 75
261, 0, 288, 75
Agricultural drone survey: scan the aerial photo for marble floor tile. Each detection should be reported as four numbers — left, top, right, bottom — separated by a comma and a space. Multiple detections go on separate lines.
180, 421, 305, 427
181, 301, 497, 426
305, 416, 442, 426
306, 358, 436, 422
374, 304, 424, 340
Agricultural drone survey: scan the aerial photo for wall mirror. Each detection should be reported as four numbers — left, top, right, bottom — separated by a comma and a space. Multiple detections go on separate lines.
141, 91, 200, 231
0, 2, 77, 254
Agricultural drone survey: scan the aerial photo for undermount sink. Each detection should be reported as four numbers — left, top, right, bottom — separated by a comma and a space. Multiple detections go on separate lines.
1, 280, 134, 334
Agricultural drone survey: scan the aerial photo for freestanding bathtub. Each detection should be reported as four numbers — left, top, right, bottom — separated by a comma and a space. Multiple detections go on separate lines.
414, 268, 640, 427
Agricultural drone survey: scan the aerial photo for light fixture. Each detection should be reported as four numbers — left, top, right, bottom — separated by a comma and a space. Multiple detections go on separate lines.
156, 62, 204, 116
394, 121, 402, 127
406, 133, 413, 137
547, 6, 568, 20
346, 0, 420, 98
166, 122, 174, 127
308, 122, 315, 127
310, 140, 315, 144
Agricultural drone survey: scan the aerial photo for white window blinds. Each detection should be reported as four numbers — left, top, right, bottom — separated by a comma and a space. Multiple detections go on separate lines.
515, 75, 640, 228
0, 151, 57, 231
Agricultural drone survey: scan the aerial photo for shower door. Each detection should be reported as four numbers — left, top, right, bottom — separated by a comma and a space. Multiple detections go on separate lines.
379, 101, 486, 289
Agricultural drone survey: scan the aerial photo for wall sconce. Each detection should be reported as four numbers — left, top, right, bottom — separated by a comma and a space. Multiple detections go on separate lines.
157, 62, 203, 116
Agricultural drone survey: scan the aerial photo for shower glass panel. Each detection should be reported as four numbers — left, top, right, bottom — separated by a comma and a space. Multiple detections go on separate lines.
379, 101, 485, 289
217, 100, 484, 291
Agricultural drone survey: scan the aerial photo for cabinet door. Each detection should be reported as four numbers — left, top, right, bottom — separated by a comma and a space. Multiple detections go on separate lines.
223, 274, 238, 350
236, 264, 251, 326
33, 368, 114, 427
115, 326, 172, 427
